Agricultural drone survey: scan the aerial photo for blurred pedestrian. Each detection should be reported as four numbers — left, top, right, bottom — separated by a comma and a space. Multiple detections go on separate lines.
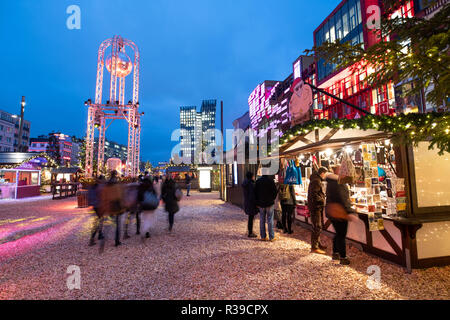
307, 167, 328, 254
255, 175, 278, 241
242, 171, 258, 238
137, 177, 159, 242
123, 180, 140, 239
161, 175, 180, 232
325, 165, 356, 265
88, 175, 105, 246
98, 170, 125, 250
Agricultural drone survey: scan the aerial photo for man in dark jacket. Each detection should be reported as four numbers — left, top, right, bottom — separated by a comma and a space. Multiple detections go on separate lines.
161, 176, 180, 232
255, 175, 278, 241
185, 173, 192, 197
242, 172, 258, 238
325, 165, 356, 265
307, 167, 328, 254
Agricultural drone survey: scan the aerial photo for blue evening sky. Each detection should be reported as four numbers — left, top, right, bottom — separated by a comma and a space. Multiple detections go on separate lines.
0, 0, 339, 164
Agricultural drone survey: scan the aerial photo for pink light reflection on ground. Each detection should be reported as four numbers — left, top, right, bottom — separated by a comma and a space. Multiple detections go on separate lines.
0, 216, 71, 241
0, 215, 88, 264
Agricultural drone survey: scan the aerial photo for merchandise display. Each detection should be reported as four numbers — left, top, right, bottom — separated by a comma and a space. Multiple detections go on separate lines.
282, 140, 405, 229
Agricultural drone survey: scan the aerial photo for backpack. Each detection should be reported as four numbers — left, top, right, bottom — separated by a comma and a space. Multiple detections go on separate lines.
279, 184, 291, 202
141, 190, 159, 210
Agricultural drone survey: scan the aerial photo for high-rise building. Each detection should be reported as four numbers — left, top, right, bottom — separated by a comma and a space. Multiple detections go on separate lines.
0, 109, 31, 152
180, 99, 217, 163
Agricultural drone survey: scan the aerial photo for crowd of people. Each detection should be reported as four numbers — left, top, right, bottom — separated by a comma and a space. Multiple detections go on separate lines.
86, 166, 356, 265
87, 171, 182, 253
242, 165, 356, 265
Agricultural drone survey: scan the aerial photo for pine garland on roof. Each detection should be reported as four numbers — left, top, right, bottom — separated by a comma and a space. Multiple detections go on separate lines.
280, 112, 450, 155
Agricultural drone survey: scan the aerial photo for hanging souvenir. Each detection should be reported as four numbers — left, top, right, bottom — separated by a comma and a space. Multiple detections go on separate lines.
338, 152, 357, 184
284, 160, 299, 185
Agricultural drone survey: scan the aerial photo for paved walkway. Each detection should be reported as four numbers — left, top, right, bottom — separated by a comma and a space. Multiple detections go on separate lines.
0, 192, 448, 299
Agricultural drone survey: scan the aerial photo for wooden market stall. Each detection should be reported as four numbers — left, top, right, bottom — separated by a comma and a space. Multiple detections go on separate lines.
0, 153, 49, 200
50, 167, 81, 199
278, 116, 450, 271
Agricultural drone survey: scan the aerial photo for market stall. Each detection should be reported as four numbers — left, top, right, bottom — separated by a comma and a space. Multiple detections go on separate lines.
278, 113, 450, 270
166, 165, 199, 190
51, 167, 81, 199
0, 153, 49, 200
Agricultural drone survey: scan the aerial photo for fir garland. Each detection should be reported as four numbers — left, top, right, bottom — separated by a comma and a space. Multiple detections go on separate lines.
0, 152, 59, 170
279, 112, 450, 155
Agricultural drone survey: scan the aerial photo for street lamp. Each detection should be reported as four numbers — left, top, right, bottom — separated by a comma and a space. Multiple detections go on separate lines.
17, 96, 26, 152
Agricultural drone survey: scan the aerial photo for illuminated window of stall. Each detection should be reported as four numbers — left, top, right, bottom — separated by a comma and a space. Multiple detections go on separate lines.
0, 170, 16, 184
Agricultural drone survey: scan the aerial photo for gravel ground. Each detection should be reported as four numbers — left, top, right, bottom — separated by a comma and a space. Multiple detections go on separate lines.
0, 192, 449, 300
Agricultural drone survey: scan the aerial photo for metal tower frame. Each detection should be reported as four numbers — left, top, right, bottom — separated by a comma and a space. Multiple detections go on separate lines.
84, 35, 142, 178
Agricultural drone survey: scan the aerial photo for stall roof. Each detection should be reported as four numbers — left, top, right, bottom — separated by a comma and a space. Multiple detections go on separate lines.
0, 152, 42, 165
51, 167, 82, 174
280, 128, 392, 156
166, 166, 194, 173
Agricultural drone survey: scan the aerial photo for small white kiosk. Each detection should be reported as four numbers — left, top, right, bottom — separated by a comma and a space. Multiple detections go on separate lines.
198, 166, 213, 192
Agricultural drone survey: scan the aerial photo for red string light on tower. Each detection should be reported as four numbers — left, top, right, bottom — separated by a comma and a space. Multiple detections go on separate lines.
84, 35, 142, 178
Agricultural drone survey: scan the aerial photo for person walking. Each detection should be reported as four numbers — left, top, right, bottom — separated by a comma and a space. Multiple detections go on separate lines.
255, 175, 278, 241
123, 180, 140, 239
98, 171, 125, 250
307, 167, 329, 254
161, 176, 180, 232
242, 171, 258, 238
88, 175, 105, 246
185, 173, 192, 197
137, 177, 159, 242
325, 165, 356, 265
278, 183, 296, 234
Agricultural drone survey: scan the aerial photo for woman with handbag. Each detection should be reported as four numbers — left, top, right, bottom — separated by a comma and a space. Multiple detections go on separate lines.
137, 177, 159, 242
161, 176, 180, 232
325, 165, 357, 265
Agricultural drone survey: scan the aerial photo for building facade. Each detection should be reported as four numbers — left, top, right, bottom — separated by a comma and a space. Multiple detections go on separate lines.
29, 133, 74, 166
314, 0, 400, 119
0, 109, 31, 152
180, 99, 217, 163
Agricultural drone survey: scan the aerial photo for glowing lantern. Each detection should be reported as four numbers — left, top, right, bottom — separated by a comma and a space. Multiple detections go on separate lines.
105, 51, 133, 77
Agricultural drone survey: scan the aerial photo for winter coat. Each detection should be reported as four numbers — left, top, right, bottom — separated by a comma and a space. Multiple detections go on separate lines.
254, 176, 278, 208
307, 172, 325, 212
98, 182, 124, 217
325, 174, 356, 214
161, 179, 180, 214
242, 178, 258, 215
137, 180, 156, 203
279, 184, 296, 206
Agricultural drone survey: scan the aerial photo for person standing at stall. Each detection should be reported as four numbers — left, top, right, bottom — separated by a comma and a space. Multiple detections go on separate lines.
325, 165, 356, 265
307, 167, 328, 254
279, 183, 296, 234
242, 171, 258, 238
255, 175, 278, 241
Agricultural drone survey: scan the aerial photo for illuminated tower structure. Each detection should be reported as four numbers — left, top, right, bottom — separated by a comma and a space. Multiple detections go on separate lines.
84, 35, 142, 177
